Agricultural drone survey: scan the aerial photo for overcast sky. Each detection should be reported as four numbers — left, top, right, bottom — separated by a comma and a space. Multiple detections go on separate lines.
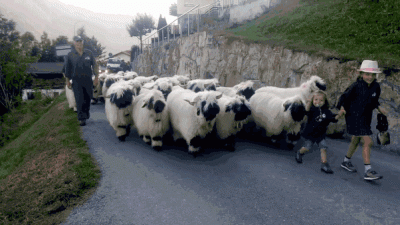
57, 0, 178, 26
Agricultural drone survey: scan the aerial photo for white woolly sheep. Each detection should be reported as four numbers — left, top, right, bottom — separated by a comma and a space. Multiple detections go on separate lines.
123, 71, 138, 81
116, 71, 125, 76
125, 79, 142, 96
105, 82, 136, 141
133, 75, 159, 86
187, 78, 220, 93
132, 89, 170, 150
142, 79, 174, 100
233, 80, 256, 100
65, 80, 77, 112
167, 87, 223, 155
102, 75, 123, 99
255, 75, 326, 104
172, 74, 191, 87
216, 80, 255, 101
250, 92, 306, 148
214, 94, 252, 150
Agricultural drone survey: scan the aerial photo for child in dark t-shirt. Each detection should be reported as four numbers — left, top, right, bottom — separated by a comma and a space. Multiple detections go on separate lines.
295, 90, 344, 173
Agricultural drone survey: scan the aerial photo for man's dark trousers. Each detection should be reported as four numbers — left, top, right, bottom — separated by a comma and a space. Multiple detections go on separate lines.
72, 77, 93, 121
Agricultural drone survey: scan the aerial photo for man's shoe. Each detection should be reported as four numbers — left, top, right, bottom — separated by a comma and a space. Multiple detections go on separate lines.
341, 161, 357, 172
364, 169, 383, 181
295, 150, 303, 163
79, 120, 86, 126
321, 163, 333, 174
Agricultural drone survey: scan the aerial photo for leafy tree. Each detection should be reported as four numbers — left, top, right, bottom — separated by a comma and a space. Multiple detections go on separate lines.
131, 45, 140, 61
52, 35, 68, 46
76, 27, 106, 61
126, 13, 156, 53
157, 15, 168, 41
38, 31, 56, 62
20, 31, 37, 56
0, 14, 39, 115
169, 3, 178, 17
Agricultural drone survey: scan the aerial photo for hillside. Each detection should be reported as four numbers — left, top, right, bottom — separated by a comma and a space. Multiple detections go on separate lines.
0, 0, 139, 55
229, 0, 400, 68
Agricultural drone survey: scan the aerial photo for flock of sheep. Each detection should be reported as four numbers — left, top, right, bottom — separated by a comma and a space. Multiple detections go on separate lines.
66, 71, 327, 156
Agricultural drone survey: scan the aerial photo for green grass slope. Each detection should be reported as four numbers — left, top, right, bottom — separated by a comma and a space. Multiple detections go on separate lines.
230, 0, 400, 67
0, 93, 101, 225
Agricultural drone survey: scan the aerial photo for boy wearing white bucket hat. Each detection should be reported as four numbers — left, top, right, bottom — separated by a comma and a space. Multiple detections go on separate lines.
336, 60, 388, 181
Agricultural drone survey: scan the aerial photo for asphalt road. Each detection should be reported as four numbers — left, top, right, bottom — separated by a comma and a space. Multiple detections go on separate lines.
62, 103, 400, 225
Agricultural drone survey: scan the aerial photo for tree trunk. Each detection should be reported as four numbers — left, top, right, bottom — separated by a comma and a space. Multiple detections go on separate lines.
139, 35, 143, 54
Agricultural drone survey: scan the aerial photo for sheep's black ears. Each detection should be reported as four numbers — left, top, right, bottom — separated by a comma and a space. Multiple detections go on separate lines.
316, 82, 326, 91
225, 105, 232, 112
284, 102, 291, 112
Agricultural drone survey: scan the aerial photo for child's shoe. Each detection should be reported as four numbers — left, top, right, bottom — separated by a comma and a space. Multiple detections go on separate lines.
364, 169, 383, 181
295, 150, 303, 163
341, 161, 357, 172
321, 163, 333, 174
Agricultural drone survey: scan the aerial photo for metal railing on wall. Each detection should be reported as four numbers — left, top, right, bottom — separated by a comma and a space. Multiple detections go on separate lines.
140, 1, 220, 53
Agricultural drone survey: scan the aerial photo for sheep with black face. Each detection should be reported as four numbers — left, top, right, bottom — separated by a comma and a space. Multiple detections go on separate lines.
214, 95, 252, 150
102, 75, 123, 99
217, 80, 256, 101
187, 78, 219, 93
132, 89, 169, 150
105, 82, 136, 141
250, 92, 306, 148
142, 79, 173, 100
167, 86, 222, 155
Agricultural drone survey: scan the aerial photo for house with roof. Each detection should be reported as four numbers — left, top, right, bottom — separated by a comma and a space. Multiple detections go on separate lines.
110, 51, 131, 63
23, 62, 66, 101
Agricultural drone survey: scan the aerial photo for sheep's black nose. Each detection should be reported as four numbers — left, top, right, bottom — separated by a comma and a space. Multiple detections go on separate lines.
154, 100, 165, 113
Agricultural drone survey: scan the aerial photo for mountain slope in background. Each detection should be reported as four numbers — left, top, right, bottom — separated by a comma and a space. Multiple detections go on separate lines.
0, 0, 141, 56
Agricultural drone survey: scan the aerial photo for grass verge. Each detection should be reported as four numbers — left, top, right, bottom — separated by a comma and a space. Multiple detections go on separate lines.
0, 92, 101, 225
228, 0, 400, 68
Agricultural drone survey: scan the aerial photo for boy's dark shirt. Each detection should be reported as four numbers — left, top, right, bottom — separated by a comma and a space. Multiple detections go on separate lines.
65, 47, 95, 80
302, 105, 337, 143
336, 77, 380, 134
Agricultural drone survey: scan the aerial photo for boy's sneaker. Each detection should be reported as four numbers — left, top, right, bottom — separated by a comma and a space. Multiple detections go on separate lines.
364, 169, 383, 181
79, 119, 86, 126
295, 150, 303, 163
321, 163, 333, 174
341, 161, 357, 172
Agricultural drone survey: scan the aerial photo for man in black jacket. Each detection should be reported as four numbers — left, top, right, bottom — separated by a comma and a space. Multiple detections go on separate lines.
65, 36, 99, 126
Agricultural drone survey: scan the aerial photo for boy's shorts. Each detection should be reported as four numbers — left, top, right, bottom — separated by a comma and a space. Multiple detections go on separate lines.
302, 138, 328, 150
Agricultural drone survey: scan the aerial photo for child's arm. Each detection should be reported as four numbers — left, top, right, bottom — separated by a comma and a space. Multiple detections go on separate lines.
305, 96, 313, 111
377, 106, 388, 116
335, 107, 346, 120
